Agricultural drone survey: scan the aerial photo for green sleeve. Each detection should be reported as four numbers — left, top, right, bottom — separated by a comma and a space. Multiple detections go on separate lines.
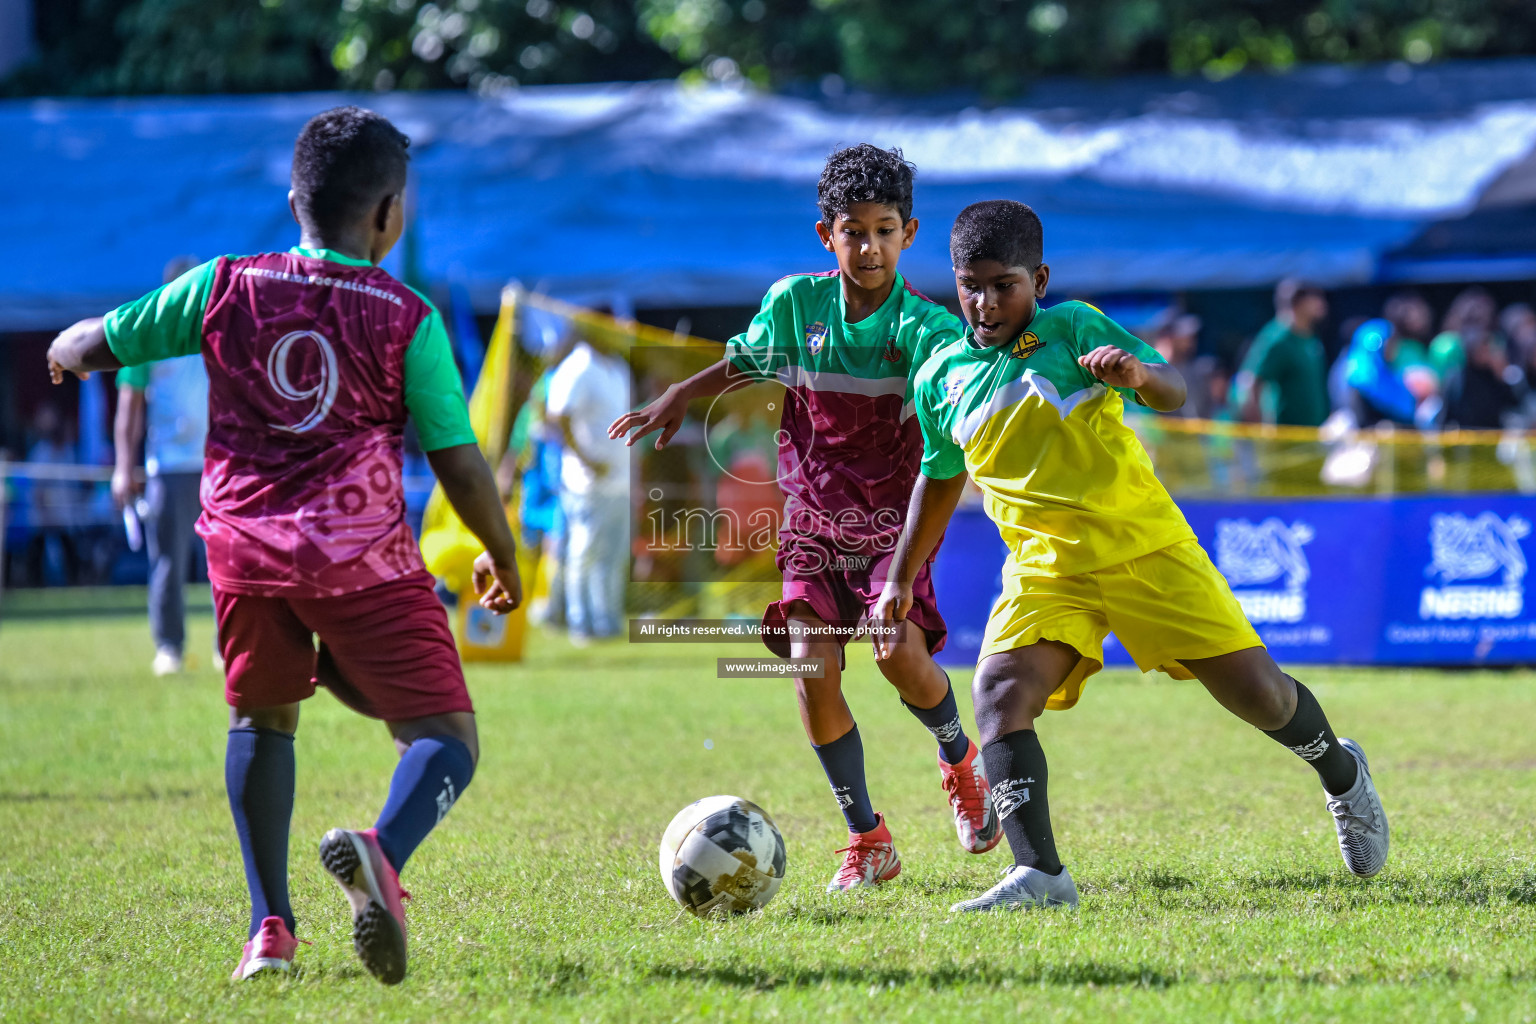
911, 309, 967, 382
404, 310, 478, 452
103, 259, 219, 366
116, 363, 151, 390
723, 283, 793, 382
917, 370, 967, 480
1072, 302, 1166, 403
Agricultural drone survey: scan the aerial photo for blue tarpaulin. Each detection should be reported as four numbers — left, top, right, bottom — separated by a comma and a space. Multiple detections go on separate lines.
4, 59, 1536, 329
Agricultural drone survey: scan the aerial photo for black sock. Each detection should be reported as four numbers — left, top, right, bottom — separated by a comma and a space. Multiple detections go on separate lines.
226, 727, 296, 938
980, 730, 1061, 874
812, 724, 878, 834
1263, 679, 1360, 795
901, 676, 971, 764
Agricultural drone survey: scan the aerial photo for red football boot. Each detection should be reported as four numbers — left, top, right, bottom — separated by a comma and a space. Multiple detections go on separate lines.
827, 813, 902, 891
940, 739, 1003, 854
319, 827, 411, 985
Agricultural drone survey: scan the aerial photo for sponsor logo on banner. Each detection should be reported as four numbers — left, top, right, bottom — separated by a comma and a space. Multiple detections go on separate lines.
1419, 512, 1530, 620
1214, 517, 1314, 623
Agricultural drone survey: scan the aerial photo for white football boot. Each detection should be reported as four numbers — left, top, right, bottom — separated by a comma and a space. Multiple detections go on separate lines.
950, 863, 1079, 913
1327, 738, 1389, 878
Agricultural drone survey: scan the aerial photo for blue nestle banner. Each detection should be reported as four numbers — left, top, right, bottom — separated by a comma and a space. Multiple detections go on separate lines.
931, 495, 1536, 668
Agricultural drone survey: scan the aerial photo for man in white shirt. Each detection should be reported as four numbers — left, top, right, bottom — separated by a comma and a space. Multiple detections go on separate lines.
545, 338, 631, 640
112, 259, 213, 675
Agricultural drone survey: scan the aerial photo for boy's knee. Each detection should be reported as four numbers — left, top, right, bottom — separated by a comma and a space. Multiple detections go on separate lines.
794, 666, 842, 703
873, 636, 925, 677
230, 703, 300, 735
972, 667, 1051, 721
390, 711, 479, 765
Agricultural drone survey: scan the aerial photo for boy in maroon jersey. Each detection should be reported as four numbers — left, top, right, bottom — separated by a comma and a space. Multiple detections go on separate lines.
612, 146, 1000, 891
47, 107, 521, 985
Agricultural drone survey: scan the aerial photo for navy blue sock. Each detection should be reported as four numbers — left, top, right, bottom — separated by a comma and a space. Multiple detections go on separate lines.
902, 676, 971, 764
373, 735, 476, 872
225, 727, 295, 938
812, 724, 878, 834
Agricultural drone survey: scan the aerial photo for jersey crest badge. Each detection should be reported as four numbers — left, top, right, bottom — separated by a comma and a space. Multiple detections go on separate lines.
943, 374, 967, 407
882, 335, 902, 363
805, 321, 829, 356
1009, 331, 1045, 360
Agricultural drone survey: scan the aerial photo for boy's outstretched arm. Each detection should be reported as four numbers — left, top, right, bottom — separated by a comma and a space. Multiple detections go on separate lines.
426, 443, 523, 614
47, 318, 120, 382
873, 471, 968, 660
1079, 346, 1187, 412
608, 358, 739, 449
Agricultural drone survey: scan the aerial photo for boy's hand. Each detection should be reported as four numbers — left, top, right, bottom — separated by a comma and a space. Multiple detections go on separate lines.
1078, 346, 1148, 390
47, 351, 88, 384
871, 581, 914, 661
47, 319, 110, 383
473, 551, 523, 615
609, 385, 688, 450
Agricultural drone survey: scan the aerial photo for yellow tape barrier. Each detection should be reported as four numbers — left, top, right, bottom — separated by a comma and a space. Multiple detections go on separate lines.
1131, 412, 1536, 497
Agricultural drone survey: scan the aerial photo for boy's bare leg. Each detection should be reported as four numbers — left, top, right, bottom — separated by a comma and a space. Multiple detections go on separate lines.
387, 711, 479, 764
785, 601, 899, 889
876, 630, 1001, 853
971, 640, 1078, 742
785, 602, 852, 746
970, 641, 1078, 872
870, 631, 948, 709
1175, 647, 1388, 878
949, 640, 1083, 911
1177, 646, 1295, 730
1180, 648, 1355, 791
226, 702, 301, 942
785, 601, 878, 832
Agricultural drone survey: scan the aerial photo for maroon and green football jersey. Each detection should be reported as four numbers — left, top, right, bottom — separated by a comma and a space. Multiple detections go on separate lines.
724, 272, 965, 555
104, 247, 475, 599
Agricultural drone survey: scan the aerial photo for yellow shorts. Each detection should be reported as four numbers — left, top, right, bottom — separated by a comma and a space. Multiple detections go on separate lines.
980, 539, 1264, 711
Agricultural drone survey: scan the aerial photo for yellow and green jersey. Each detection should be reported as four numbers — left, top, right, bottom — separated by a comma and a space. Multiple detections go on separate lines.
915, 300, 1195, 577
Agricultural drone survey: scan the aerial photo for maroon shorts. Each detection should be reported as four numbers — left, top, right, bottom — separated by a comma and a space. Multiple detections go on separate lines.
762, 533, 946, 660
214, 571, 472, 720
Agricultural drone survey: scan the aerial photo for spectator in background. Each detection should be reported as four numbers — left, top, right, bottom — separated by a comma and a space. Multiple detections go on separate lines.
22, 402, 82, 585
1428, 286, 1499, 400
505, 342, 570, 629
1337, 318, 1441, 428
546, 334, 631, 642
1152, 314, 1218, 418
1502, 302, 1536, 372
1235, 279, 1330, 426
1382, 291, 1435, 368
112, 257, 211, 676
1448, 332, 1524, 429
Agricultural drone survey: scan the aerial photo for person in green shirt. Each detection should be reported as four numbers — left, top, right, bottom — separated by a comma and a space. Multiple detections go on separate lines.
1235, 279, 1331, 426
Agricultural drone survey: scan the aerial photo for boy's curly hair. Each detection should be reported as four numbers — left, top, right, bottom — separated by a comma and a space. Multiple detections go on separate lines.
950, 200, 1043, 269
817, 144, 915, 224
291, 106, 410, 237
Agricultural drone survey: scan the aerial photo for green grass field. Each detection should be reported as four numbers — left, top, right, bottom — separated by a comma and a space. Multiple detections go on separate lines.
2, 601, 1535, 1022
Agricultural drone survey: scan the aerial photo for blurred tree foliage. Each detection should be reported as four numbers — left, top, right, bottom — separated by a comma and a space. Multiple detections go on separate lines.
641, 0, 1536, 94
6, 0, 1536, 98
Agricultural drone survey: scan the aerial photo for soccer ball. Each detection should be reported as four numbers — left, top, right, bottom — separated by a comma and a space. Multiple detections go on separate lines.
659, 796, 787, 917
